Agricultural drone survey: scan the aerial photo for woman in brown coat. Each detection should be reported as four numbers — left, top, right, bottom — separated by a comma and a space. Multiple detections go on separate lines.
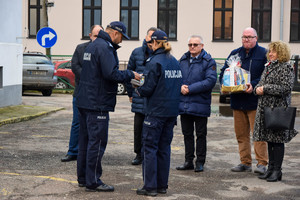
253, 41, 298, 182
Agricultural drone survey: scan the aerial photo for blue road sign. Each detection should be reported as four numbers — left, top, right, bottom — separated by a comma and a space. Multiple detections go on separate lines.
36, 27, 57, 48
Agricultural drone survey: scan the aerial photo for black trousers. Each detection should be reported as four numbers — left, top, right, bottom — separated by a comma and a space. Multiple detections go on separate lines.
180, 114, 207, 164
134, 112, 145, 156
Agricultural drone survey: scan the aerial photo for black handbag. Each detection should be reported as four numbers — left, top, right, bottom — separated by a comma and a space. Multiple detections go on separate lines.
264, 106, 297, 130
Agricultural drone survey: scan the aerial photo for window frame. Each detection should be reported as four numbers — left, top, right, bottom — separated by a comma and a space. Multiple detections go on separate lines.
290, 0, 300, 42
157, 0, 178, 41
82, 0, 102, 40
120, 0, 139, 40
251, 0, 272, 42
212, 0, 234, 42
28, 0, 42, 38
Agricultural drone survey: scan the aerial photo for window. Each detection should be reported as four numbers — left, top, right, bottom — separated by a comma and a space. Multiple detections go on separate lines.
213, 0, 233, 41
82, 0, 102, 39
251, 0, 272, 42
28, 0, 43, 38
291, 0, 300, 42
120, 0, 139, 40
157, 0, 177, 40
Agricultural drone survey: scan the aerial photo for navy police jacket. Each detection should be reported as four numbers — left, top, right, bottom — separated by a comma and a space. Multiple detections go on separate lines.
126, 40, 152, 114
137, 48, 182, 117
179, 50, 217, 117
71, 41, 91, 97
219, 43, 267, 110
76, 30, 134, 112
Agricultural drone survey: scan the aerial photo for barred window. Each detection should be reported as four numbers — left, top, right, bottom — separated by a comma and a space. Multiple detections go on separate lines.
82, 0, 102, 39
251, 0, 272, 42
290, 0, 300, 41
28, 0, 43, 38
213, 0, 233, 41
120, 0, 139, 40
158, 0, 177, 40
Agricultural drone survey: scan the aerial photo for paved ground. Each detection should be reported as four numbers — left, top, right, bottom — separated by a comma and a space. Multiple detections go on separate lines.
0, 92, 299, 200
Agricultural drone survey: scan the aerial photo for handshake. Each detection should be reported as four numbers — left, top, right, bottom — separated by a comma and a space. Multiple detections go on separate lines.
131, 72, 144, 88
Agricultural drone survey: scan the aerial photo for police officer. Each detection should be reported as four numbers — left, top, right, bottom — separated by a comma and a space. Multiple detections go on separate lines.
135, 30, 182, 196
76, 21, 140, 192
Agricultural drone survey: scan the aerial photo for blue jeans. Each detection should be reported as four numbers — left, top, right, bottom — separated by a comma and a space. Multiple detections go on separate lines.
67, 97, 80, 155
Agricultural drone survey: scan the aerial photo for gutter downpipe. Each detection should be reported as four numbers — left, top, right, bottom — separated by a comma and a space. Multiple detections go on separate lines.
280, 0, 284, 40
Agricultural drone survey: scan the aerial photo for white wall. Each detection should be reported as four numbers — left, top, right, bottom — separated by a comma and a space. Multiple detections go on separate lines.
0, 0, 23, 107
21, 0, 300, 62
0, 0, 23, 86
0, 43, 23, 86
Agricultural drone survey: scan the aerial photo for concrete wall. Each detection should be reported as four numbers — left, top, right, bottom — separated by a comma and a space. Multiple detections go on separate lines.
0, 0, 23, 107
21, 0, 299, 61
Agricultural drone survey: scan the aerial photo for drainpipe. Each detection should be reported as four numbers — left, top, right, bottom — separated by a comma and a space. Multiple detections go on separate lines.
280, 0, 284, 40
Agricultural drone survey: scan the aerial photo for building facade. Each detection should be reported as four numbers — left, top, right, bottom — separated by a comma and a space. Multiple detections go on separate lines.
22, 0, 300, 62
0, 0, 23, 107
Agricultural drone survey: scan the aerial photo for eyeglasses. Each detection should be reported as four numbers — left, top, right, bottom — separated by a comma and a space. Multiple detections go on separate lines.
241, 36, 256, 40
188, 43, 202, 47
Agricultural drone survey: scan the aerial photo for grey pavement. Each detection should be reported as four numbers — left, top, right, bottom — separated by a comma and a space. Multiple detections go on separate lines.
0, 92, 299, 200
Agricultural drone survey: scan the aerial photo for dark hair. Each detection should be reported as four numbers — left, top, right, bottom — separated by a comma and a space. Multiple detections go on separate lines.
90, 25, 103, 33
147, 27, 158, 34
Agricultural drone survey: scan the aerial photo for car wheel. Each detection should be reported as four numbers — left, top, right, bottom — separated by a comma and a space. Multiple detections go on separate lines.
55, 80, 68, 89
117, 83, 126, 95
42, 89, 52, 96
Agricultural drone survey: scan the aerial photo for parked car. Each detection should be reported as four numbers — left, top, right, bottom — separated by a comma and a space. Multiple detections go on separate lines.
53, 60, 75, 89
22, 52, 57, 96
53, 60, 126, 94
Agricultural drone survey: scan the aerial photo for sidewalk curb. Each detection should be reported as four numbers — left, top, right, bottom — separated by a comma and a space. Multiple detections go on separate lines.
0, 107, 64, 127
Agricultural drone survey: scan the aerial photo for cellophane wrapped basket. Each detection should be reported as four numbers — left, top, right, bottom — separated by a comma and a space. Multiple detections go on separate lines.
221, 54, 250, 93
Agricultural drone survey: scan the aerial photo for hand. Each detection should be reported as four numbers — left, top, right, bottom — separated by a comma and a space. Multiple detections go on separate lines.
131, 84, 138, 88
245, 83, 253, 94
256, 86, 264, 95
129, 97, 133, 103
181, 85, 189, 95
133, 71, 141, 80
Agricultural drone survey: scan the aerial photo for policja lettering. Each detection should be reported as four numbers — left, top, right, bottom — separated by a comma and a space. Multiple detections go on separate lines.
83, 53, 91, 61
144, 120, 151, 126
97, 115, 107, 120
165, 70, 182, 79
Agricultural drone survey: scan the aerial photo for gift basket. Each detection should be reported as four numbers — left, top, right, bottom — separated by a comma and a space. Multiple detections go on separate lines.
221, 54, 250, 93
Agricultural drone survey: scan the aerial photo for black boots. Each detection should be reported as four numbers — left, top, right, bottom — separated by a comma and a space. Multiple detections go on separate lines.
259, 142, 284, 182
258, 168, 273, 179
266, 170, 282, 182
132, 154, 143, 165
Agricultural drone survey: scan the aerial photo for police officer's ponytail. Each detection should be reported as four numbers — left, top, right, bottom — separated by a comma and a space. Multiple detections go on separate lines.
157, 40, 172, 53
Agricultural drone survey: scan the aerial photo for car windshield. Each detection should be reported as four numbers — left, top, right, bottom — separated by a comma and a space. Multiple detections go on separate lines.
23, 55, 52, 65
